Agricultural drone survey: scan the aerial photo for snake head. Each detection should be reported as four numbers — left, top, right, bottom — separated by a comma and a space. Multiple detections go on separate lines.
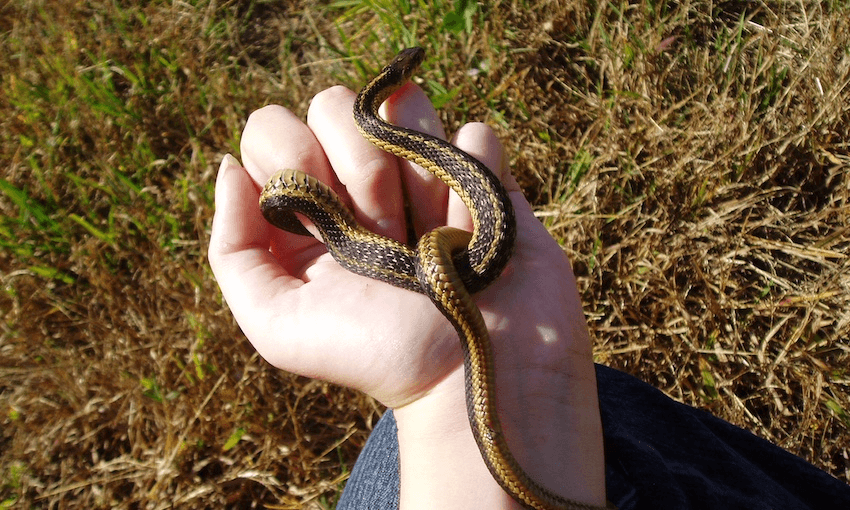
382, 47, 425, 84
355, 47, 427, 120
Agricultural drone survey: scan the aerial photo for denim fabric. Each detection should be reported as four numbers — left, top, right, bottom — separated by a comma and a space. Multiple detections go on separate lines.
336, 407, 400, 509
338, 364, 850, 509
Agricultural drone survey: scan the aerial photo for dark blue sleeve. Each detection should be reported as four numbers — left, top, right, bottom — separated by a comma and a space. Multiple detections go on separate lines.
597, 364, 849, 509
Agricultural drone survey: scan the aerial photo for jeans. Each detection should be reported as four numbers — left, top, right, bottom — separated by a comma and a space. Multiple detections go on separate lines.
338, 364, 850, 509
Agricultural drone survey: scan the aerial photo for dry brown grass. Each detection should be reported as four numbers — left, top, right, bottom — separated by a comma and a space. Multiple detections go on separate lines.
1, 1, 847, 508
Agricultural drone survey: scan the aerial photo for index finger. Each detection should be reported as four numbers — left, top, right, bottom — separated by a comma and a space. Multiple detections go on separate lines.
240, 105, 337, 269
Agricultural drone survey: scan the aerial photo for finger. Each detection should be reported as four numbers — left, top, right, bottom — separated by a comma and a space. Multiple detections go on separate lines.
451, 124, 556, 265
240, 105, 336, 264
208, 155, 302, 344
383, 83, 451, 236
307, 86, 407, 242
241, 105, 336, 187
447, 122, 510, 231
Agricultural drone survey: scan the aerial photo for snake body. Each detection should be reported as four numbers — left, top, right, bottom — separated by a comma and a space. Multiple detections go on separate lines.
259, 47, 607, 510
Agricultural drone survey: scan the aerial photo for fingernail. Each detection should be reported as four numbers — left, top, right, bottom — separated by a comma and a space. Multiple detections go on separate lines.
219, 153, 241, 174
215, 154, 242, 210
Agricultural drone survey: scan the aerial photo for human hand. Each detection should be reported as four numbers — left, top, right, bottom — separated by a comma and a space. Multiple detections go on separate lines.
208, 82, 605, 508
209, 83, 475, 408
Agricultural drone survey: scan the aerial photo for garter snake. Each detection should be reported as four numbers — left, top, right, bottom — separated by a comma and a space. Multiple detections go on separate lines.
259, 47, 609, 510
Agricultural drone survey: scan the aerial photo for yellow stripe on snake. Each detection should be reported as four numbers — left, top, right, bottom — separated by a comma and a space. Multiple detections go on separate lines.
259, 47, 610, 510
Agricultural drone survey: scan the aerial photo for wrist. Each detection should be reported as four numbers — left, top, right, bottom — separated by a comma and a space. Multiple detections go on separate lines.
395, 367, 521, 509
495, 358, 606, 506
393, 338, 606, 509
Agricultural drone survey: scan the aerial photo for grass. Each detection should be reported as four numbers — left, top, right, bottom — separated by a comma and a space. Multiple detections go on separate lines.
1, 0, 848, 508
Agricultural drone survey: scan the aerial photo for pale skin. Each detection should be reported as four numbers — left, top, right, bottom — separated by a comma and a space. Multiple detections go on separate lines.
208, 82, 607, 509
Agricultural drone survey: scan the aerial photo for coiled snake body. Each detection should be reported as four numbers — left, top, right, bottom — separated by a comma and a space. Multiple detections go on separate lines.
260, 47, 607, 510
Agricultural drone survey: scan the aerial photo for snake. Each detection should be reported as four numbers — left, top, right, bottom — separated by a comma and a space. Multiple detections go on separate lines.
259, 47, 610, 510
